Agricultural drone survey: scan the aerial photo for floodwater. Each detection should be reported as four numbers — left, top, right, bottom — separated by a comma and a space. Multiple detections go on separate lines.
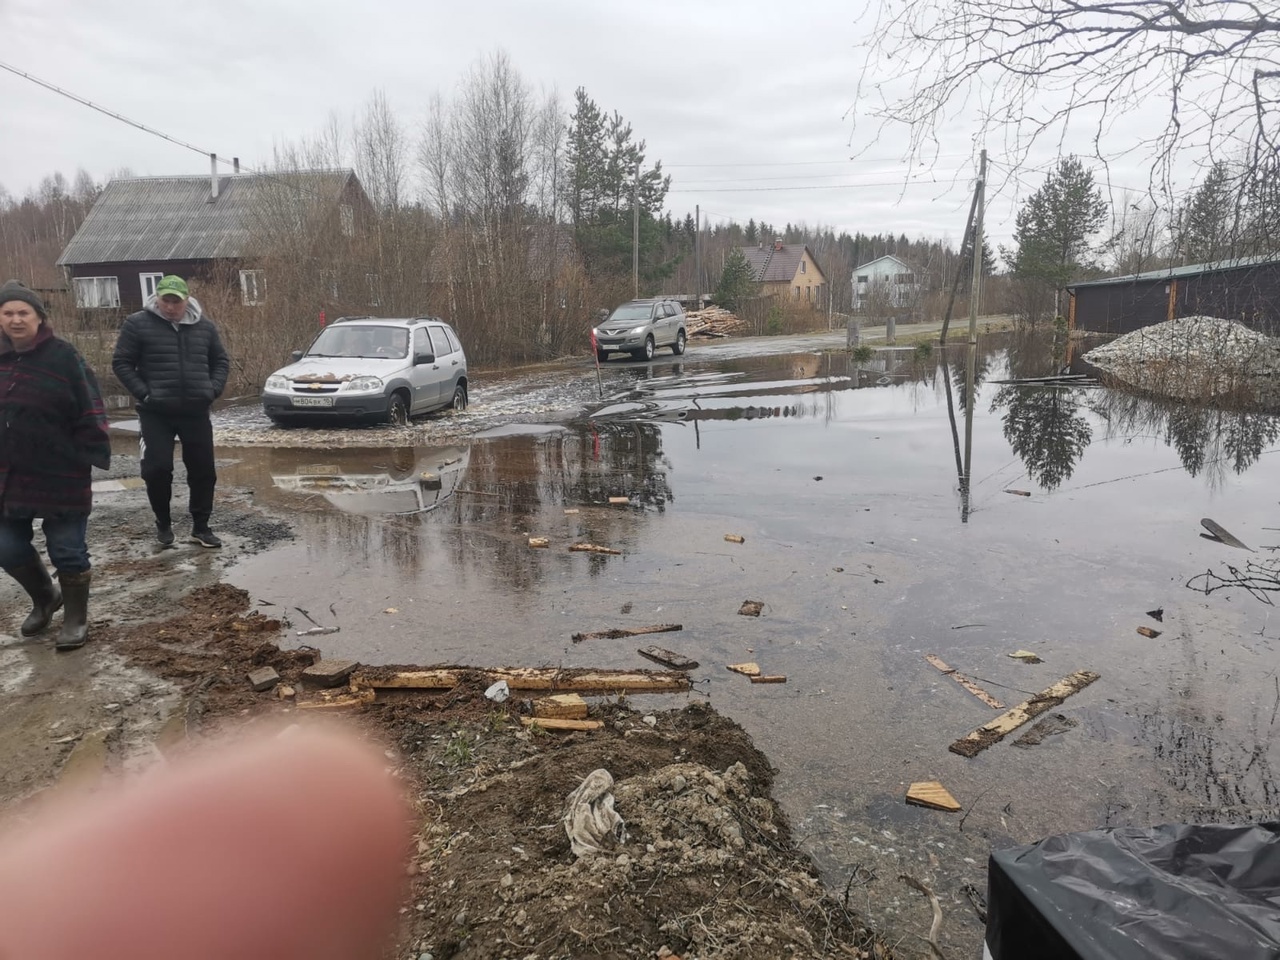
211, 330, 1280, 956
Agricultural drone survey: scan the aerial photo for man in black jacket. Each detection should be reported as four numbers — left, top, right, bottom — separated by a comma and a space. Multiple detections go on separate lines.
112, 275, 230, 548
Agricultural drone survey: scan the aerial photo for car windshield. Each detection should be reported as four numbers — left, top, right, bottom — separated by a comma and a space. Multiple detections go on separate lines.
608, 304, 654, 322
307, 325, 409, 359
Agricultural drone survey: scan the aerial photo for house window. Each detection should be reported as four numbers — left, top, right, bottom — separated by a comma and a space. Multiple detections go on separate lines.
894, 273, 915, 284
73, 277, 120, 309
806, 286, 812, 302
794, 285, 801, 300
340, 204, 354, 238
140, 273, 164, 302
239, 269, 266, 306
367, 273, 381, 307
800, 261, 806, 274
856, 275, 869, 284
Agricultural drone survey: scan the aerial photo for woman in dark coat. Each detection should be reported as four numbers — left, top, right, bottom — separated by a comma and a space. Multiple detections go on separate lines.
0, 280, 111, 650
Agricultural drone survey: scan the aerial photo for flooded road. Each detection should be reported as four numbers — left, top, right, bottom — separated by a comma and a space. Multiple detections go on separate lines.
208, 331, 1280, 957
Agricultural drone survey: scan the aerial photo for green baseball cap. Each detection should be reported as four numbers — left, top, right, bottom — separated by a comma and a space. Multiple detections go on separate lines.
155, 275, 189, 300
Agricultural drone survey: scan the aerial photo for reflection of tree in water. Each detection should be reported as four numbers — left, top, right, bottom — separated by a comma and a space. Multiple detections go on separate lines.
993, 385, 1093, 491
1090, 391, 1280, 486
953, 348, 992, 413
1005, 328, 1063, 381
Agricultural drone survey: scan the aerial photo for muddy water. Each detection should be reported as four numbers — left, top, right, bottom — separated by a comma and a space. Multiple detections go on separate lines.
218, 334, 1280, 957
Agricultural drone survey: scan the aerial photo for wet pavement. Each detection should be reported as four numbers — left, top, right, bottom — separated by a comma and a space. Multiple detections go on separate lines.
155, 328, 1280, 955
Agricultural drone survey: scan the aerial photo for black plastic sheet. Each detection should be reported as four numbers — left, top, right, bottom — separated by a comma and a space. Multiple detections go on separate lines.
987, 822, 1280, 960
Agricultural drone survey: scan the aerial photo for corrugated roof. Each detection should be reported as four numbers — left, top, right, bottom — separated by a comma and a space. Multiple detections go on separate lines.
739, 243, 823, 283
853, 254, 913, 273
57, 170, 355, 266
1067, 254, 1280, 289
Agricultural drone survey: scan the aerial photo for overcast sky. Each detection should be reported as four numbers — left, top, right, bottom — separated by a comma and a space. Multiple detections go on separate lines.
2, 0, 1168, 252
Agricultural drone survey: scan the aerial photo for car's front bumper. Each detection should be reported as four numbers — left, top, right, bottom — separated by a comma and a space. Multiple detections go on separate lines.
262, 392, 391, 421
596, 334, 647, 351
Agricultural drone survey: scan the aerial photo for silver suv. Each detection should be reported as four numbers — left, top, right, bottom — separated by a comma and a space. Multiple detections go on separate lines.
262, 316, 468, 427
593, 298, 688, 362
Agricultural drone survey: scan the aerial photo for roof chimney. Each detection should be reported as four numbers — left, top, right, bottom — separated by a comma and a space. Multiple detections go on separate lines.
233, 157, 240, 174
774, 237, 783, 251
208, 153, 219, 203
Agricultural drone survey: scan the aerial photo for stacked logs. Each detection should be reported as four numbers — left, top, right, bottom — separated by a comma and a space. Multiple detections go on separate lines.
685, 307, 746, 338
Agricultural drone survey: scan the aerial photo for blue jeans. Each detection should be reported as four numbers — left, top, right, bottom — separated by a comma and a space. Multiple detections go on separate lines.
0, 514, 90, 574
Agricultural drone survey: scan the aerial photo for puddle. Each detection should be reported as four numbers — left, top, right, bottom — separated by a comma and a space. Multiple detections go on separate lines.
215, 330, 1280, 955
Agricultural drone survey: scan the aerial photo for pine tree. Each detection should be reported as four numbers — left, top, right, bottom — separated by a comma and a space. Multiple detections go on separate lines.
745, 219, 758, 244
1181, 162, 1237, 264
714, 249, 759, 311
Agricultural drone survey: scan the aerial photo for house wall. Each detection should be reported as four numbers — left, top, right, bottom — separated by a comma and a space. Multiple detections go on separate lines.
65, 259, 216, 315
853, 257, 919, 310
758, 249, 826, 308
1071, 263, 1280, 336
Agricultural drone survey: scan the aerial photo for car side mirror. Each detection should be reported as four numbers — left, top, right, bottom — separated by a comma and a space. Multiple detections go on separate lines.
290, 350, 304, 362
415, 352, 436, 365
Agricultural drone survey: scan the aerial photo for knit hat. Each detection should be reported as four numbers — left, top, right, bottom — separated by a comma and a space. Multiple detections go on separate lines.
0, 279, 47, 319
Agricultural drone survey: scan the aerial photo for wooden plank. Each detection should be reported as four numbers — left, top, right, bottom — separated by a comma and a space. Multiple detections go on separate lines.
1004, 489, 1033, 497
528, 537, 550, 548
906, 781, 961, 812
300, 659, 359, 688
608, 497, 630, 505
569, 543, 622, 555
357, 670, 460, 691
296, 689, 375, 711
637, 646, 699, 670
1136, 626, 1162, 639
521, 717, 603, 732
724, 534, 745, 544
924, 654, 1005, 709
749, 675, 787, 684
1201, 518, 1252, 551
533, 694, 588, 720
949, 670, 1101, 758
572, 623, 682, 643
487, 668, 691, 694
727, 662, 761, 677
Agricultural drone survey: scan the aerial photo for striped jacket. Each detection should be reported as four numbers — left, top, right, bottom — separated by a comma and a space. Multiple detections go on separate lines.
0, 325, 111, 516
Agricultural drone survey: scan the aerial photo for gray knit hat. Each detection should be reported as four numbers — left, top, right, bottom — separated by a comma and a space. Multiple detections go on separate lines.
0, 280, 47, 319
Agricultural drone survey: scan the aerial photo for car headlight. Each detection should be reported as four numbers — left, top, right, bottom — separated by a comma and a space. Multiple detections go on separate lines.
264, 375, 289, 392
342, 376, 383, 393
591, 328, 600, 337
629, 326, 648, 334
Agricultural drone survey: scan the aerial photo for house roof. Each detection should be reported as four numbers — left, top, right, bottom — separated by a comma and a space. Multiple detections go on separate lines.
57, 169, 358, 266
1066, 254, 1280, 290
740, 243, 826, 283
853, 254, 915, 274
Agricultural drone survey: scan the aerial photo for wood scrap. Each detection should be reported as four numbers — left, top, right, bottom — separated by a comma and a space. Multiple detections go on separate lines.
899, 875, 946, 960
1146, 607, 1164, 622
727, 662, 761, 677
354, 669, 459, 691
950, 670, 1101, 757
296, 689, 375, 711
905, 781, 961, 812
1004, 489, 1032, 497
572, 623, 682, 643
564, 508, 580, 515
533, 693, 588, 720
520, 717, 603, 732
608, 496, 630, 505
738, 600, 764, 617
749, 675, 788, 684
924, 655, 1005, 709
1201, 518, 1252, 551
569, 543, 622, 555
1007, 650, 1043, 664
528, 537, 550, 548
685, 306, 747, 338
637, 646, 699, 670
724, 534, 745, 544
357, 667, 690, 695
1136, 626, 1162, 639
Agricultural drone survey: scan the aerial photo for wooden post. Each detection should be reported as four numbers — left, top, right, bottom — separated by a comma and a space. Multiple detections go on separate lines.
962, 149, 986, 501
633, 164, 640, 299
694, 205, 701, 310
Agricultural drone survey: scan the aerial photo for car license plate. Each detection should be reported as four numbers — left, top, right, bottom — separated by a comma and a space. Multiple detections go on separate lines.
292, 396, 335, 407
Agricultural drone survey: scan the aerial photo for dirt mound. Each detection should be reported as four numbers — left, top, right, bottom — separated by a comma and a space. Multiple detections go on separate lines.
1084, 316, 1280, 405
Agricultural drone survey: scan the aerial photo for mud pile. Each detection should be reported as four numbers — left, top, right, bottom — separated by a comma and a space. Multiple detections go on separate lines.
1084, 316, 1280, 406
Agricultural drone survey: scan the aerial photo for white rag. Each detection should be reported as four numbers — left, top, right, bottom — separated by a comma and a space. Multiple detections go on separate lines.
563, 768, 627, 857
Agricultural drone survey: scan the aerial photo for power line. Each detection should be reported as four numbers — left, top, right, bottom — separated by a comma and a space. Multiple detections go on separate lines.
0, 58, 242, 171
666, 154, 972, 168
669, 176, 969, 194
675, 168, 969, 185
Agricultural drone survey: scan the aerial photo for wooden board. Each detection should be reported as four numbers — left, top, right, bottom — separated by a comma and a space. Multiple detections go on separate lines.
906, 781, 961, 812
533, 693, 588, 720
608, 497, 630, 505
569, 543, 622, 555
724, 534, 745, 544
521, 717, 603, 732
296, 689, 375, 711
528, 537, 550, 548
1201, 518, 1252, 551
749, 675, 787, 684
488, 668, 691, 694
949, 670, 1101, 758
573, 623, 682, 642
1136, 626, 1162, 638
924, 655, 1005, 709
727, 662, 761, 677
637, 646, 699, 670
357, 670, 460, 690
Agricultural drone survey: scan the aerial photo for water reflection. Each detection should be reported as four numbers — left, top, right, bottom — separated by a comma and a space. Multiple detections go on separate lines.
992, 385, 1094, 492
265, 445, 469, 516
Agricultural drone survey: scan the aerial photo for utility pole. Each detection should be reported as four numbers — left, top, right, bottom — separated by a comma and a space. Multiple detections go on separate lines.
694, 204, 701, 310
632, 164, 640, 299
962, 148, 987, 504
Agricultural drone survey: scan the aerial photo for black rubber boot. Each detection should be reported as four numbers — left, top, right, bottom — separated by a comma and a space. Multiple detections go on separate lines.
55, 569, 91, 651
5, 561, 63, 637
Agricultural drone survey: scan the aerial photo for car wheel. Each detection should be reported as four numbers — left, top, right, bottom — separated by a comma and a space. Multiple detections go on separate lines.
672, 329, 687, 356
639, 336, 655, 362
386, 391, 410, 427
449, 382, 468, 411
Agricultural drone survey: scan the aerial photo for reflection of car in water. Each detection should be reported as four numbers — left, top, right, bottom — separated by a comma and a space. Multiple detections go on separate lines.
269, 445, 470, 516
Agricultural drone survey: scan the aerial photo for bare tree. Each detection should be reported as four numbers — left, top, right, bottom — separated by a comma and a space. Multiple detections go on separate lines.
858, 0, 1280, 188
